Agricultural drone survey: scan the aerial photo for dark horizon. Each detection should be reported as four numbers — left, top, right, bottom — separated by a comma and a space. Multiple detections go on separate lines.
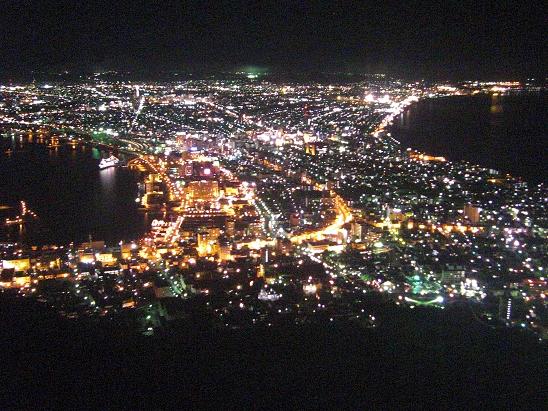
1, 1, 546, 80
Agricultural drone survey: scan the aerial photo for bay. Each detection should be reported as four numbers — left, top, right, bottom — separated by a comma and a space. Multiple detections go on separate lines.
0, 137, 147, 245
390, 93, 547, 183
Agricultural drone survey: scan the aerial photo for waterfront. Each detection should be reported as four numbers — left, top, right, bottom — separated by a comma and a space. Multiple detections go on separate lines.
0, 77, 546, 409
391, 93, 547, 183
0, 137, 147, 245
0, 78, 545, 348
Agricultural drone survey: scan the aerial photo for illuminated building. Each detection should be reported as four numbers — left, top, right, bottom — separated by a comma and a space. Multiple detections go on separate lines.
463, 204, 481, 225
185, 180, 219, 204
0, 268, 31, 288
225, 219, 235, 237
260, 247, 270, 264
305, 143, 316, 156
218, 237, 233, 261
95, 252, 117, 266
499, 296, 513, 322
120, 243, 137, 259
142, 174, 168, 208
153, 279, 176, 299
439, 265, 465, 285
246, 221, 263, 238
350, 222, 363, 241
1, 258, 31, 271
197, 227, 220, 256
221, 182, 239, 197
79, 253, 96, 265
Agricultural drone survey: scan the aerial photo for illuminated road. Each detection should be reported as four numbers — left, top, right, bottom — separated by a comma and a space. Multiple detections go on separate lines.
128, 96, 146, 133
290, 192, 353, 244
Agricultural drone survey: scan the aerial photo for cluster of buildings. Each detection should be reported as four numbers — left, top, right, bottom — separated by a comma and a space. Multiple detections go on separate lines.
0, 74, 545, 339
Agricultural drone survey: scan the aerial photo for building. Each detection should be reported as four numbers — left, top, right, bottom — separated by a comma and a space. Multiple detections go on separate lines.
0, 268, 31, 288
153, 279, 175, 299
499, 295, 513, 322
185, 180, 219, 204
464, 204, 481, 224
218, 237, 233, 261
225, 219, 235, 237
440, 264, 465, 285
197, 227, 220, 256
1, 258, 31, 271
350, 222, 363, 241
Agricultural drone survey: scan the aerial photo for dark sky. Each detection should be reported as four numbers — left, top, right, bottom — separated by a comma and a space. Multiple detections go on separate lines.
1, 0, 546, 78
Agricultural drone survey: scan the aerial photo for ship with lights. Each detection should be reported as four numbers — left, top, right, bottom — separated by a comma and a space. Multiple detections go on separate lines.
99, 155, 120, 169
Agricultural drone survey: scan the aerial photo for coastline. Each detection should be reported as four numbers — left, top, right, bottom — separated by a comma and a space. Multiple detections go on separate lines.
388, 92, 547, 184
0, 138, 146, 246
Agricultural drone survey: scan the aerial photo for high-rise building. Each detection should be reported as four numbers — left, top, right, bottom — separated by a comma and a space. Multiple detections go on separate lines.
225, 219, 235, 237
350, 222, 363, 241
464, 204, 481, 224
218, 237, 233, 261
197, 227, 220, 256
499, 296, 513, 322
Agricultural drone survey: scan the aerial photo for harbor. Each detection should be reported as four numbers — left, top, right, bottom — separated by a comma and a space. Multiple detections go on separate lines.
0, 134, 146, 245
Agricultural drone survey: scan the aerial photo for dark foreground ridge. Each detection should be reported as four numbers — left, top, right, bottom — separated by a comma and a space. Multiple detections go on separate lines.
1, 296, 546, 409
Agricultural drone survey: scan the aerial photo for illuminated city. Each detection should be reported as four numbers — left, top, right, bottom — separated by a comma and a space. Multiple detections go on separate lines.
0, 1, 546, 408
1, 76, 546, 339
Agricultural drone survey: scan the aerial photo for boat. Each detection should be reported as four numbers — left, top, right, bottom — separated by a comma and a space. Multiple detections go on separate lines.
99, 155, 120, 169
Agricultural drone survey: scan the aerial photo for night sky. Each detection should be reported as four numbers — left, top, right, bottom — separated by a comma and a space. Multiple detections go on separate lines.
1, 0, 546, 78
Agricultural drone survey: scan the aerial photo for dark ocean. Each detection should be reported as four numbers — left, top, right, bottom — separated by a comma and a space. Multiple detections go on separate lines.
0, 138, 147, 245
390, 92, 547, 183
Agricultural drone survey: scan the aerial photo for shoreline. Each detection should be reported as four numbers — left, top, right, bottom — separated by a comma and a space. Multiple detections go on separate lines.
0, 139, 147, 247
387, 92, 547, 184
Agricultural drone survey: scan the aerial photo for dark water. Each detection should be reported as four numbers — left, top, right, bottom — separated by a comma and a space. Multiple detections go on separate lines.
391, 93, 547, 183
0, 137, 147, 245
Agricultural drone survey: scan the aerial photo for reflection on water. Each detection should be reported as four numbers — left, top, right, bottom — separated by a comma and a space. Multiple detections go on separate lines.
99, 167, 116, 197
490, 94, 503, 114
0, 138, 147, 245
